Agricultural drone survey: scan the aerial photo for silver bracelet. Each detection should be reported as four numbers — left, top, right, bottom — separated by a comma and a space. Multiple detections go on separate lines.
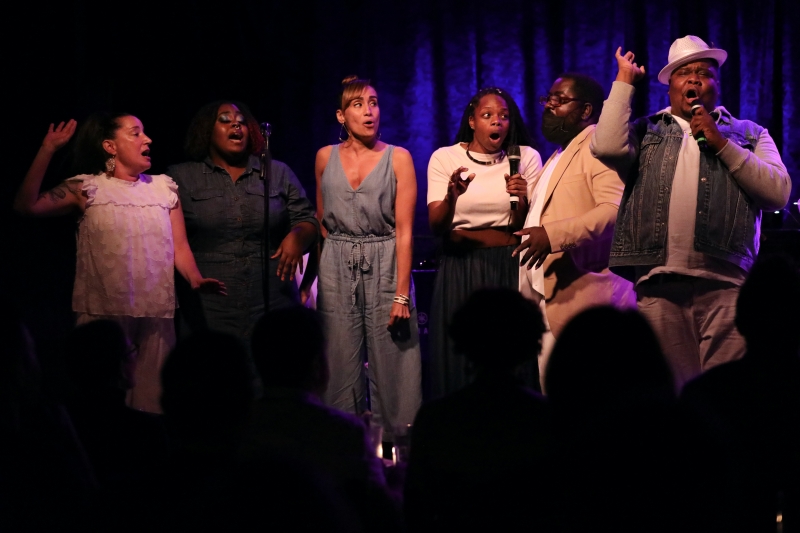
393, 294, 410, 306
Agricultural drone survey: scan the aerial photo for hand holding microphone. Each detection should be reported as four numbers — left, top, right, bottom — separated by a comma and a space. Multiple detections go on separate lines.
689, 101, 726, 153
689, 103, 710, 152
507, 145, 521, 210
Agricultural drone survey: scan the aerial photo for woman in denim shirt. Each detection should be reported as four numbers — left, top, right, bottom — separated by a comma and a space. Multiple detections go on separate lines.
169, 101, 319, 345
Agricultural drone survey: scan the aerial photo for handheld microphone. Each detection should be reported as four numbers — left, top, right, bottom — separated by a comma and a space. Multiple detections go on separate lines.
690, 104, 710, 152
507, 145, 521, 210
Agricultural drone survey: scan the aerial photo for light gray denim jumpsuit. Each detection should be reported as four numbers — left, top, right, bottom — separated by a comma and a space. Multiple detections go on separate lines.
318, 145, 422, 439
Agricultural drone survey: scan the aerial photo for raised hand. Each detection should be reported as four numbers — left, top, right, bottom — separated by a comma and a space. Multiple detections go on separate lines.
42, 120, 78, 153
446, 166, 475, 201
615, 47, 646, 85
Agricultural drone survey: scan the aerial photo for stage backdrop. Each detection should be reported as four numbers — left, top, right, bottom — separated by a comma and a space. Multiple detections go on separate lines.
5, 0, 798, 352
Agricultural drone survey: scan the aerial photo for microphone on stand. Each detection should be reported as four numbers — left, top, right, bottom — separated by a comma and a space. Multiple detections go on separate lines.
507, 145, 521, 210
260, 123, 272, 181
261, 122, 272, 150
690, 103, 710, 152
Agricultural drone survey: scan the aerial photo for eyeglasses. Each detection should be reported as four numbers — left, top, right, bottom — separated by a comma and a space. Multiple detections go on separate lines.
539, 94, 583, 107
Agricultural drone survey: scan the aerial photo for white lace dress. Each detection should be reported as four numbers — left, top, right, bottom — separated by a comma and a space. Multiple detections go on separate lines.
68, 173, 179, 318
68, 173, 179, 414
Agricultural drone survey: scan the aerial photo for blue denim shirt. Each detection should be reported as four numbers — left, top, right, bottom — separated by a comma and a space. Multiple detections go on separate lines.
592, 83, 791, 282
608, 110, 768, 280
169, 155, 317, 258
168, 156, 318, 336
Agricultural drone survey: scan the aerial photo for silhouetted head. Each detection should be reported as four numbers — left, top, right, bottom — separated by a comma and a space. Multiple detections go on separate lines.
161, 331, 255, 440
64, 319, 135, 394
736, 255, 800, 354
449, 287, 546, 374
251, 306, 328, 396
545, 307, 674, 410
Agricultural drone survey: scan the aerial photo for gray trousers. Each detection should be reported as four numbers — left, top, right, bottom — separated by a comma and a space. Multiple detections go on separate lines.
636, 275, 746, 390
318, 234, 422, 440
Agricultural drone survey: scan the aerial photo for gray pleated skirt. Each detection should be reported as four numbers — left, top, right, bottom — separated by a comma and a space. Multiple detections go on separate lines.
429, 244, 520, 399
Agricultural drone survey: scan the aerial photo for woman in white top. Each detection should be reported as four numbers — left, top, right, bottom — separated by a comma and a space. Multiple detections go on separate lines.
13, 113, 225, 413
427, 87, 542, 397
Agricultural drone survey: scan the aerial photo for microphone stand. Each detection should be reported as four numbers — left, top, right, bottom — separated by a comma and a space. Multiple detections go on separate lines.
260, 123, 272, 313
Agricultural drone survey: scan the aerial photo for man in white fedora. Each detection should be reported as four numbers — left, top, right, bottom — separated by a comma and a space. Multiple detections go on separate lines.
590, 35, 791, 388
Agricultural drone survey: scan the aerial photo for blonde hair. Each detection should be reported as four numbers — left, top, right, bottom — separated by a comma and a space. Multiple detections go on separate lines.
339, 75, 374, 110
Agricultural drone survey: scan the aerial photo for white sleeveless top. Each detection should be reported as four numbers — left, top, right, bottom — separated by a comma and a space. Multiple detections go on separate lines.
68, 173, 179, 318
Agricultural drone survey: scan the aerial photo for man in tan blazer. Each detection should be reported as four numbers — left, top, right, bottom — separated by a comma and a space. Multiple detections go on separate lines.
514, 73, 635, 385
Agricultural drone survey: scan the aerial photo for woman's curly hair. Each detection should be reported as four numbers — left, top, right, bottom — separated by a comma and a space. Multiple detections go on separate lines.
184, 100, 265, 161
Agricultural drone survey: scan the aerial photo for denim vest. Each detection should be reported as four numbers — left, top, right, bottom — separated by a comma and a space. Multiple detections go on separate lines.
609, 110, 764, 281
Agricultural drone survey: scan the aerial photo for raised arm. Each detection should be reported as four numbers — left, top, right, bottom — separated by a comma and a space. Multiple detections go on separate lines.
427, 151, 474, 236
170, 199, 226, 295
590, 48, 646, 172
390, 146, 417, 327
14, 120, 86, 217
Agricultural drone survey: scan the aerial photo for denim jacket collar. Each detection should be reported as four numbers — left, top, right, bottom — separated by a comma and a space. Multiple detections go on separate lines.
651, 105, 733, 126
202, 154, 262, 176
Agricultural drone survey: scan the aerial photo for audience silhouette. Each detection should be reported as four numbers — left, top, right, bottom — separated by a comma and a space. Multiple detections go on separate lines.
404, 288, 552, 531
1, 314, 97, 530
63, 320, 167, 503
244, 306, 400, 532
682, 255, 800, 533
544, 306, 733, 532
4, 254, 798, 531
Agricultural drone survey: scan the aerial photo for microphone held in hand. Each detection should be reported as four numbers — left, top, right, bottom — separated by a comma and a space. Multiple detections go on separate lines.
690, 104, 710, 152
507, 145, 521, 210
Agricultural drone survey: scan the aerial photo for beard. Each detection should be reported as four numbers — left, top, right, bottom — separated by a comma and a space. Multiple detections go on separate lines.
541, 108, 582, 146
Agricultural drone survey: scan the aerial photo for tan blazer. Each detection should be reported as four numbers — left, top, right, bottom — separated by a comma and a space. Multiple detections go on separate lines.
535, 125, 635, 336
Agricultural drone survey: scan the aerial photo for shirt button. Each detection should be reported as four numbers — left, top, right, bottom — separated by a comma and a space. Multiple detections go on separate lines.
700, 177, 707, 182
233, 196, 239, 201
237, 217, 242, 222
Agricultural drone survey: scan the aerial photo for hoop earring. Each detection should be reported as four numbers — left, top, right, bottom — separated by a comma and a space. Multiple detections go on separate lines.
377, 132, 382, 140
338, 124, 349, 142
105, 155, 116, 177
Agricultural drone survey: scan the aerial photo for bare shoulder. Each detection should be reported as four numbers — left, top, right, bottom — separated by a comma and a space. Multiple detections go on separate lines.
316, 144, 334, 162
391, 145, 414, 166
315, 145, 334, 175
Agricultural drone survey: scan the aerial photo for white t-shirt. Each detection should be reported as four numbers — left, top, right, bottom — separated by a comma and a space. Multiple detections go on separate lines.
69, 173, 179, 318
427, 143, 542, 230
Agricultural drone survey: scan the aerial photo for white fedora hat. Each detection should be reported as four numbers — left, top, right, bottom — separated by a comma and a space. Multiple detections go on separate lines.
658, 35, 727, 85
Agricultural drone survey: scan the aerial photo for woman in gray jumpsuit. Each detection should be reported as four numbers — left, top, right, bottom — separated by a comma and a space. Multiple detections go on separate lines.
315, 76, 422, 440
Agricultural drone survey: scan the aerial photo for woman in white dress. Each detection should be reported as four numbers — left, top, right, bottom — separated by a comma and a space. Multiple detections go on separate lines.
14, 113, 225, 413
